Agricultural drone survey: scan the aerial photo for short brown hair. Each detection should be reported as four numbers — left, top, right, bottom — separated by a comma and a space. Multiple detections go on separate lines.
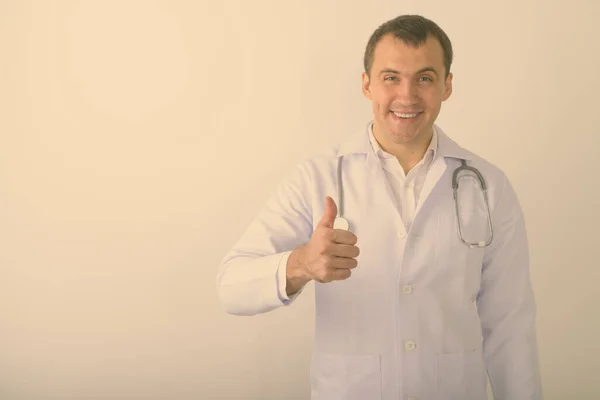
363, 15, 453, 78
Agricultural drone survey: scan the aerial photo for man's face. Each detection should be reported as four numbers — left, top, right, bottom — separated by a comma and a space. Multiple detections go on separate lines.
362, 34, 453, 147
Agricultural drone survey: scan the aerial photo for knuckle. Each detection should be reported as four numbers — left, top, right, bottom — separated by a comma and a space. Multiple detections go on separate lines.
324, 242, 336, 254
316, 242, 329, 256
318, 268, 330, 280
321, 254, 334, 266
321, 228, 334, 241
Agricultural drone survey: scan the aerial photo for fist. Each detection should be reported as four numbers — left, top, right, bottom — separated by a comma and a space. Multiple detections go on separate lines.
300, 196, 360, 283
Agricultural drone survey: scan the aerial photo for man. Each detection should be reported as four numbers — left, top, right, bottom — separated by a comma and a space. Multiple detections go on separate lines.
217, 14, 542, 400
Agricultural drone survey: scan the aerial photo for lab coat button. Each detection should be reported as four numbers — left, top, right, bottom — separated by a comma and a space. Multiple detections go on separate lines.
405, 341, 416, 351
402, 285, 413, 294
398, 231, 407, 239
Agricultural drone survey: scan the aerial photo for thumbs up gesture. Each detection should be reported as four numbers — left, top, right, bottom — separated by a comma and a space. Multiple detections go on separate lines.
286, 197, 360, 294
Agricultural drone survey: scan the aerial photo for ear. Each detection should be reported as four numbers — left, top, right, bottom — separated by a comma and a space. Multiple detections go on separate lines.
442, 72, 453, 101
361, 72, 372, 100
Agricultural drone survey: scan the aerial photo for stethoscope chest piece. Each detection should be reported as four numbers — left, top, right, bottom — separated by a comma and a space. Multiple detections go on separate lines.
333, 217, 349, 231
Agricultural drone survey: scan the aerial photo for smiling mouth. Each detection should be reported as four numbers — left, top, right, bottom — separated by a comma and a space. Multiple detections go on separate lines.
391, 111, 422, 119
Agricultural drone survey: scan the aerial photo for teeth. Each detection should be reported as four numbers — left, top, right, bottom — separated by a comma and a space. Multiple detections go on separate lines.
393, 111, 420, 118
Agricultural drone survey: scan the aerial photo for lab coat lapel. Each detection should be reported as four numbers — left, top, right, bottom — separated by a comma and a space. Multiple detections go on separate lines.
415, 127, 474, 216
338, 123, 408, 237
414, 156, 447, 216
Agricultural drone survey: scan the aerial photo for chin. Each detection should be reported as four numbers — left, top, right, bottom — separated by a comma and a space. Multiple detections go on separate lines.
388, 127, 421, 143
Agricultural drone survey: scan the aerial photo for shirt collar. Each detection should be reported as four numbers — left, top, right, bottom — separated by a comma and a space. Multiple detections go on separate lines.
367, 121, 437, 167
337, 120, 473, 162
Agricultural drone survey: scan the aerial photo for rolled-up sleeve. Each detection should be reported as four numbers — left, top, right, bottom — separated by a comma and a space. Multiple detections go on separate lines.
477, 174, 543, 399
216, 163, 314, 316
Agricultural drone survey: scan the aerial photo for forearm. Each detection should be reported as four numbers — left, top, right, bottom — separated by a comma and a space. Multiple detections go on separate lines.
285, 246, 312, 296
479, 288, 542, 400
216, 161, 315, 316
217, 252, 292, 316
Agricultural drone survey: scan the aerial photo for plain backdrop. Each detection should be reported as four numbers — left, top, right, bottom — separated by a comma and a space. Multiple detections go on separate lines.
1, 0, 599, 399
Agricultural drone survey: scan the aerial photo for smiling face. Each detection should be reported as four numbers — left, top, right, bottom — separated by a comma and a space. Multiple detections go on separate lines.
362, 34, 453, 150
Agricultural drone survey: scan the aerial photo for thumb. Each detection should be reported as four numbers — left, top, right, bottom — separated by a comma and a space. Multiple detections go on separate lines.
317, 196, 338, 228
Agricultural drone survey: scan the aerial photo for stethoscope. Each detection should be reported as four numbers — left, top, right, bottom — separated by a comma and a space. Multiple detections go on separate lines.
333, 156, 494, 248
452, 159, 494, 248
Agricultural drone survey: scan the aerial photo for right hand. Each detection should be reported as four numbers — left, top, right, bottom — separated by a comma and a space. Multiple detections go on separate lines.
294, 196, 360, 283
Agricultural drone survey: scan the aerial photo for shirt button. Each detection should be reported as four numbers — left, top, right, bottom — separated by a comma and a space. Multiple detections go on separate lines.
402, 285, 413, 294
408, 397, 416, 400
405, 341, 416, 351
397, 231, 407, 239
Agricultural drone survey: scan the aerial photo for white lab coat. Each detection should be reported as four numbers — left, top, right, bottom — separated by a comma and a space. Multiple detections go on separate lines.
217, 124, 542, 400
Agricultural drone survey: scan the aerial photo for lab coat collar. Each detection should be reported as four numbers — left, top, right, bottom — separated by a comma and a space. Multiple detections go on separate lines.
336, 121, 474, 162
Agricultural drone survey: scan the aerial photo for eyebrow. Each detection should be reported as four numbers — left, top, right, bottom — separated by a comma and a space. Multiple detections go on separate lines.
379, 67, 439, 76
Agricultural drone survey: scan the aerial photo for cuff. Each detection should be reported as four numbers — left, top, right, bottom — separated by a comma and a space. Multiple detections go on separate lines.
276, 250, 305, 305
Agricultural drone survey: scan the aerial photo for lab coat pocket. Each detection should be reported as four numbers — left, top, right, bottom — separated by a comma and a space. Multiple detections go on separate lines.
436, 347, 487, 400
310, 353, 382, 400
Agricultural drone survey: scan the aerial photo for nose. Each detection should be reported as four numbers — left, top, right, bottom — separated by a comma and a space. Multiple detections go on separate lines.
394, 79, 419, 105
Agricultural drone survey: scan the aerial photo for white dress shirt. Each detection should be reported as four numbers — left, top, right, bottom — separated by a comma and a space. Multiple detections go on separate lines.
368, 122, 438, 232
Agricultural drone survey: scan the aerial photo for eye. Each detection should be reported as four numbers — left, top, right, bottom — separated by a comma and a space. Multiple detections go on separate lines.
384, 76, 398, 82
418, 76, 433, 82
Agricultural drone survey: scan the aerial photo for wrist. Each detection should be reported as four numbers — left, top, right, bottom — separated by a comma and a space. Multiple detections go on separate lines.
286, 247, 311, 295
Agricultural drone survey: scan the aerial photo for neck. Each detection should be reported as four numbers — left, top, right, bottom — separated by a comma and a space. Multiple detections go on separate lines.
373, 124, 434, 174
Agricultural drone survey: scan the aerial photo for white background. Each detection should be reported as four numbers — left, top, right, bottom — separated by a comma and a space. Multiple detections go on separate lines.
0, 0, 598, 398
